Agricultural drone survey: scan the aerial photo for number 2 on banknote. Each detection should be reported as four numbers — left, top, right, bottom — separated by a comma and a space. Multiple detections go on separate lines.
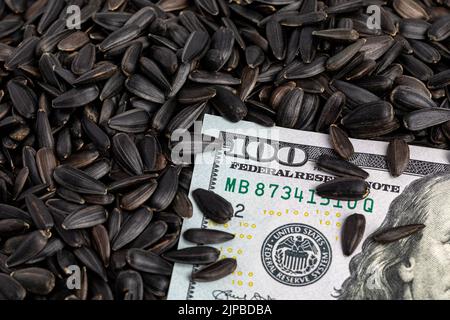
234, 204, 245, 219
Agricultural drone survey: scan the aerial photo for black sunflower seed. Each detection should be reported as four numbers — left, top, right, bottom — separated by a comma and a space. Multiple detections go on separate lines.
25, 193, 54, 230
125, 74, 165, 104
182, 31, 210, 63
317, 155, 369, 179
403, 108, 450, 131
62, 205, 108, 230
6, 230, 51, 267
52, 86, 99, 109
373, 224, 425, 243
162, 246, 220, 264
342, 214, 366, 256
112, 133, 144, 176
276, 87, 304, 128
53, 165, 107, 195
115, 270, 144, 300
192, 189, 233, 224
127, 221, 168, 250
11, 267, 55, 295
112, 206, 153, 251
316, 177, 370, 201
387, 139, 410, 177
0, 274, 27, 300
329, 125, 354, 160
126, 249, 172, 275
191, 258, 237, 282
120, 181, 158, 211
183, 228, 235, 245
148, 166, 178, 212
73, 246, 108, 282
211, 86, 248, 122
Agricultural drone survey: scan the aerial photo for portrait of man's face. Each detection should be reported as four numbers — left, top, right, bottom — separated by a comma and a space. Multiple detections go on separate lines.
338, 174, 450, 300
398, 186, 450, 300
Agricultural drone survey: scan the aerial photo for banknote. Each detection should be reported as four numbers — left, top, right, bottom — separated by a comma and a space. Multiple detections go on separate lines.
167, 114, 450, 300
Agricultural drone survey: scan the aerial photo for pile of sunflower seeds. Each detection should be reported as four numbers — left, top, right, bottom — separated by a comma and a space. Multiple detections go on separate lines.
0, 0, 449, 300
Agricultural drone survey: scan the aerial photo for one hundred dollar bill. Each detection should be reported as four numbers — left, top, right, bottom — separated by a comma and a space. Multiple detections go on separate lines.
167, 114, 450, 300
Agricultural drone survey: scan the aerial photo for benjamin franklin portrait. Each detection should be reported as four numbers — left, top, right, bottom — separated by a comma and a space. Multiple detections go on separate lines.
337, 172, 450, 300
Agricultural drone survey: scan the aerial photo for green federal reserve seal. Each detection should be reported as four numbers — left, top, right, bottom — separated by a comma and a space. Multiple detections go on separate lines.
261, 223, 332, 287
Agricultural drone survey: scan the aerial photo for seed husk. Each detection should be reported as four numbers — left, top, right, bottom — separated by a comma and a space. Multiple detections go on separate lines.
182, 31, 210, 63
317, 155, 369, 179
92, 225, 111, 268
326, 38, 366, 71
73, 62, 118, 86
171, 189, 193, 219
126, 249, 172, 275
7, 79, 37, 119
285, 55, 327, 80
127, 221, 168, 250
139, 57, 172, 92
245, 45, 265, 68
316, 177, 370, 201
112, 206, 153, 251
390, 85, 437, 110
148, 166, 178, 212
6, 230, 51, 267
36, 108, 54, 149
428, 16, 450, 41
62, 205, 108, 230
330, 125, 354, 160
36, 147, 57, 191
58, 31, 89, 52
115, 270, 144, 300
428, 70, 450, 90
138, 135, 164, 172
373, 224, 425, 243
108, 108, 150, 134
99, 24, 141, 52
191, 258, 237, 282
342, 214, 366, 256
73, 246, 108, 282
53, 165, 107, 195
82, 116, 111, 153
52, 86, 99, 109
25, 193, 54, 230
266, 19, 285, 60
112, 133, 144, 176
399, 54, 433, 81
403, 108, 450, 131
120, 181, 158, 211
276, 87, 304, 128
26, 238, 65, 264
211, 86, 248, 122
0, 205, 31, 227
0, 274, 26, 300
162, 246, 220, 264
64, 150, 100, 169
331, 80, 380, 108
387, 139, 410, 177
50, 209, 85, 248
315, 91, 345, 132
342, 101, 395, 129
11, 267, 55, 295
183, 228, 235, 245
166, 102, 207, 137
125, 74, 165, 104
4, 36, 39, 71
192, 189, 234, 224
